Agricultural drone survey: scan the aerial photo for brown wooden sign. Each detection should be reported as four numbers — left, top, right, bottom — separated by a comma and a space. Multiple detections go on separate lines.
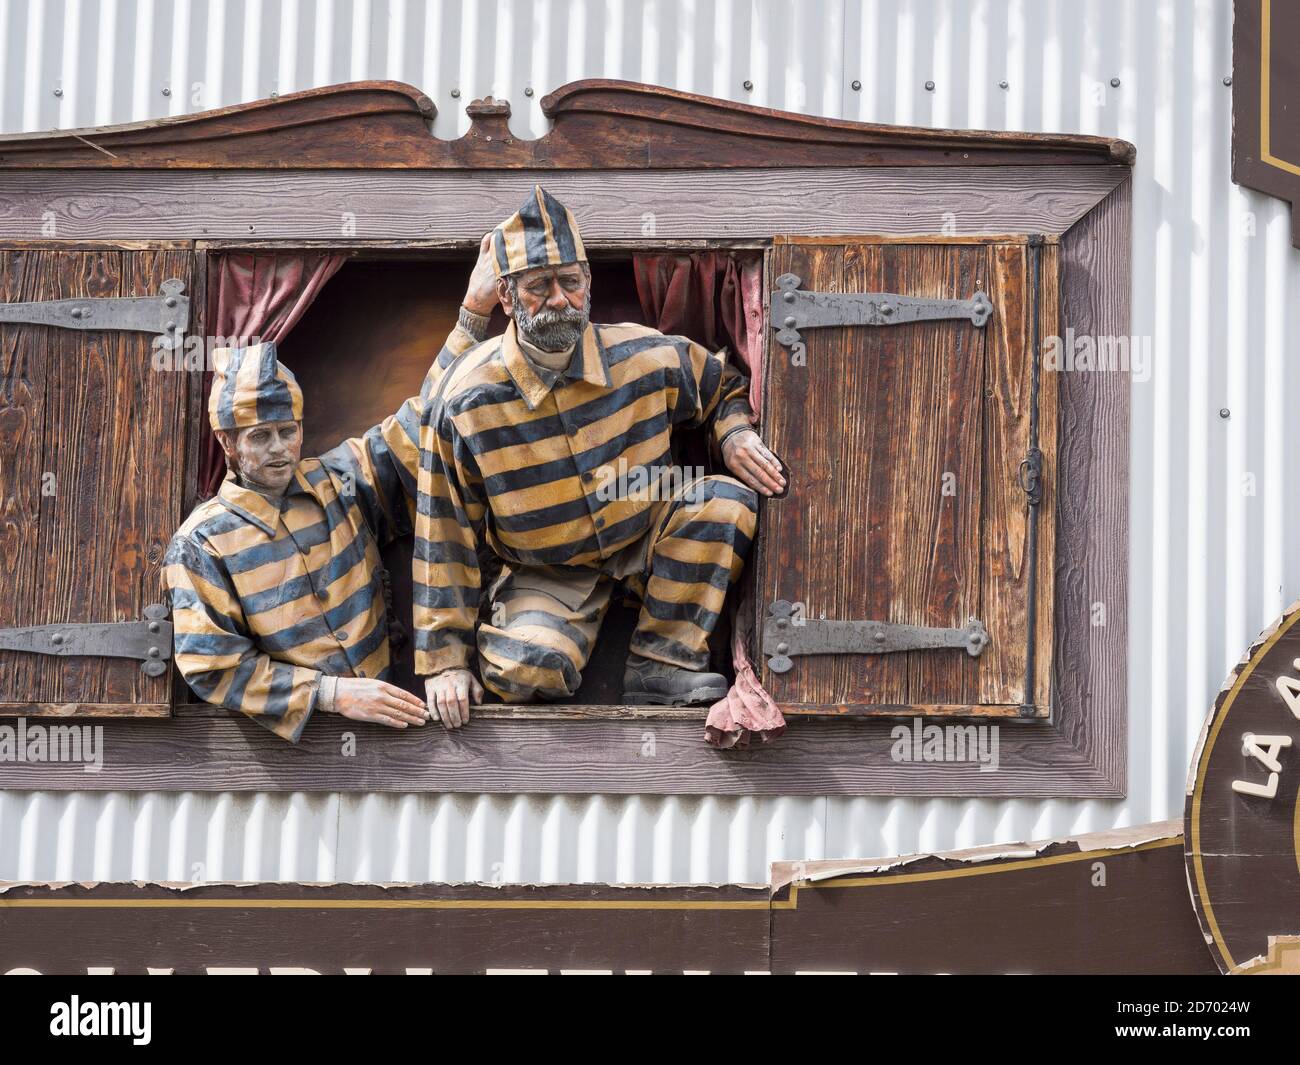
1233, 0, 1300, 246
1185, 600, 1300, 974
0, 823, 1218, 974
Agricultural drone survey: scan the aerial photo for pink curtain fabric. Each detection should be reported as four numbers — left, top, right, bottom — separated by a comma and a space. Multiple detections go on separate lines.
632, 251, 766, 417
633, 252, 786, 747
198, 252, 348, 497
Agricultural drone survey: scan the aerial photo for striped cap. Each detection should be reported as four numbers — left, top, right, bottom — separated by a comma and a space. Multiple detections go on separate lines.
208, 341, 304, 431
491, 185, 588, 278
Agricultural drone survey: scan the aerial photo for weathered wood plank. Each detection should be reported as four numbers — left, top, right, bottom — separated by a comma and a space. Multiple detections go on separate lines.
0, 166, 1128, 241
1055, 179, 1129, 791
0, 703, 1118, 796
0, 247, 192, 715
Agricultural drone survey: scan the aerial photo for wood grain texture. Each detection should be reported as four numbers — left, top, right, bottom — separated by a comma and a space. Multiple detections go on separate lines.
0, 702, 1114, 795
0, 79, 1132, 171
1053, 179, 1129, 792
758, 241, 1045, 713
0, 246, 192, 716
0, 166, 1128, 242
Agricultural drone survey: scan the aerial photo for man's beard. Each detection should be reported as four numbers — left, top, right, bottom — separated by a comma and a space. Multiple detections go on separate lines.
514, 291, 590, 352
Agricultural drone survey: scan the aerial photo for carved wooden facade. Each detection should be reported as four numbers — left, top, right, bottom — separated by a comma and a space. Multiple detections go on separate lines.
0, 80, 1132, 796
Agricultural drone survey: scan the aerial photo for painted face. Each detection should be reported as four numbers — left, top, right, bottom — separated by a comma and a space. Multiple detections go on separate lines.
501, 263, 591, 352
221, 420, 302, 492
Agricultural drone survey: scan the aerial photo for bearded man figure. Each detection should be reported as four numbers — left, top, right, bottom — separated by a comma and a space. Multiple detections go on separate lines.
415, 185, 785, 729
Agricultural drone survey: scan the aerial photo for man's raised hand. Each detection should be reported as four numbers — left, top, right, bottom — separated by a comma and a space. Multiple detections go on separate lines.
463, 232, 499, 317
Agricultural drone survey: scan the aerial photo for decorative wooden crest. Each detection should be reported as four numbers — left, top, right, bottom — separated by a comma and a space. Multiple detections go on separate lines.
0, 79, 1133, 171
1233, 0, 1300, 247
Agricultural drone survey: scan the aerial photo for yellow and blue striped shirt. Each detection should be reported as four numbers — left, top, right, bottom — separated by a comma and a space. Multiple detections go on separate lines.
164, 325, 478, 741
413, 320, 754, 676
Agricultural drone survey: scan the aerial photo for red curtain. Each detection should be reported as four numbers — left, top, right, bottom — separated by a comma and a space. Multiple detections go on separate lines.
632, 252, 786, 747
198, 252, 348, 497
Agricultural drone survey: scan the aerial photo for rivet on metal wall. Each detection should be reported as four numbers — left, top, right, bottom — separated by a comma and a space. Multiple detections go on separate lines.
52, 87, 63, 97
450, 88, 461, 98
162, 86, 171, 96
1219, 408, 1231, 419
1110, 77, 1121, 88
743, 80, 754, 91
999, 80, 1009, 90
1223, 75, 1233, 86
524, 86, 534, 97
851, 80, 861, 91
924, 80, 935, 91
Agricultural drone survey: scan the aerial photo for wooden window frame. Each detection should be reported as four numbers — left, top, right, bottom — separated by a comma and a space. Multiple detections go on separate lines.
0, 81, 1131, 796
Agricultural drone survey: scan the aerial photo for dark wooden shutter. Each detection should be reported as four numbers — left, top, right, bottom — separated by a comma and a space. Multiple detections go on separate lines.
755, 236, 1057, 718
0, 244, 194, 717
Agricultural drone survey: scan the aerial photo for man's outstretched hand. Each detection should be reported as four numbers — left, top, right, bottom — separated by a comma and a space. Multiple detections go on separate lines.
425, 669, 484, 729
330, 677, 429, 728
463, 232, 499, 317
722, 429, 786, 496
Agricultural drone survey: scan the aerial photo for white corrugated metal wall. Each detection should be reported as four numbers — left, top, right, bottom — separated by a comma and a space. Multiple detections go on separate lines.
1, 0, 1294, 884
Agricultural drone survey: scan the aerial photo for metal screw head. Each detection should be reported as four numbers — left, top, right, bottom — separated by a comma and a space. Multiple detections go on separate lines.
524, 86, 534, 97
165, 297, 177, 308
879, 303, 893, 316
1110, 77, 1121, 88
874, 631, 886, 642
784, 316, 796, 328
783, 291, 795, 303
1223, 75, 1233, 86
162, 86, 171, 97
776, 642, 789, 654
1219, 407, 1231, 419
450, 88, 461, 99
148, 647, 161, 658
148, 621, 161, 633
924, 80, 935, 91
743, 80, 754, 91
269, 90, 279, 99
50, 633, 64, 645
999, 80, 1009, 90
851, 80, 862, 91
53, 87, 63, 97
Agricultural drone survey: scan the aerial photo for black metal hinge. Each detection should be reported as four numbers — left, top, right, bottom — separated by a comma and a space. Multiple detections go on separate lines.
0, 279, 189, 340
0, 604, 172, 677
771, 272, 993, 347
762, 600, 989, 674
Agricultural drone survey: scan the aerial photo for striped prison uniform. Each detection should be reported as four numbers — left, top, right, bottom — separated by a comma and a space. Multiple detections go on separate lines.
162, 324, 479, 742
413, 319, 759, 701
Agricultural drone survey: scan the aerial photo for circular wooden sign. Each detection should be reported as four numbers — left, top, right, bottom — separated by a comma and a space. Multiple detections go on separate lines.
1185, 603, 1300, 974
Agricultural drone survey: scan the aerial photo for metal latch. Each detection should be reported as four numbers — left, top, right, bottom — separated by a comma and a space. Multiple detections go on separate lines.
0, 604, 172, 677
762, 600, 989, 674
772, 273, 993, 347
0, 279, 189, 340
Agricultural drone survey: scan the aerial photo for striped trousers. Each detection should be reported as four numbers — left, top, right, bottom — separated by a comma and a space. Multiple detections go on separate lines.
477, 475, 758, 702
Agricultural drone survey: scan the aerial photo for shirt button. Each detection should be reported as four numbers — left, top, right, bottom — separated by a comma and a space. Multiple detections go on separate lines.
581, 470, 594, 483
594, 517, 605, 530
334, 631, 348, 642
357, 669, 367, 678
317, 586, 329, 600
